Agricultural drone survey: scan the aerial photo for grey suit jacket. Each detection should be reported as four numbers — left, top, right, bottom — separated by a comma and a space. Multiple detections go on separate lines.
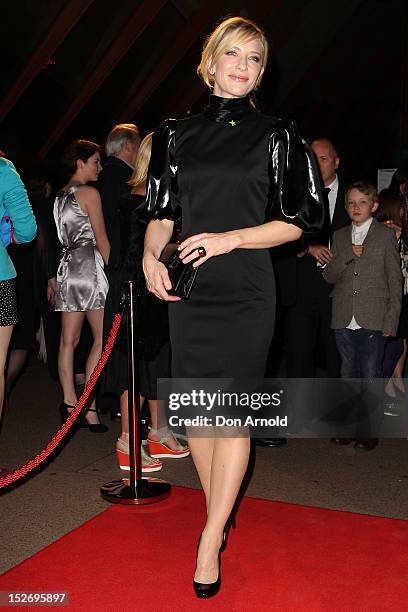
323, 218, 402, 335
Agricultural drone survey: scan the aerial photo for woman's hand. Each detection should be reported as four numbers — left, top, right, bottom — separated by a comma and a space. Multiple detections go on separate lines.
142, 252, 181, 301
383, 220, 402, 240
47, 277, 56, 306
178, 232, 238, 268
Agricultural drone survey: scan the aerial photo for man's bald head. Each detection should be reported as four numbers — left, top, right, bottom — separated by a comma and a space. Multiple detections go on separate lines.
311, 138, 339, 186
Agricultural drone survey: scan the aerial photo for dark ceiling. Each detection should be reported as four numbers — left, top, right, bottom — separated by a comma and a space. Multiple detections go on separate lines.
0, 0, 405, 182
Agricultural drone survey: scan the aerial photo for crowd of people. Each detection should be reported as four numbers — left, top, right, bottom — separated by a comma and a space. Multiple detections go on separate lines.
0, 125, 191, 473
1, 14, 407, 599
269, 138, 408, 451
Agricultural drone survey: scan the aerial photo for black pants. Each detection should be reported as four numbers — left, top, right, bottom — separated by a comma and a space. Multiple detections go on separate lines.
285, 258, 340, 378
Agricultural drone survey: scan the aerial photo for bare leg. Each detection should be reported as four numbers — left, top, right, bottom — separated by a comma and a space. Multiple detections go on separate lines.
149, 399, 158, 430
189, 426, 250, 583
0, 325, 14, 422
58, 312, 85, 406
120, 390, 129, 436
84, 309, 105, 424
392, 339, 407, 393
194, 433, 250, 584
187, 435, 215, 505
385, 377, 396, 397
117, 391, 160, 466
148, 399, 186, 451
119, 390, 145, 437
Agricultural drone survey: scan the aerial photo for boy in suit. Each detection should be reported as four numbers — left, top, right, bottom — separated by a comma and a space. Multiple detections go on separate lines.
323, 181, 402, 450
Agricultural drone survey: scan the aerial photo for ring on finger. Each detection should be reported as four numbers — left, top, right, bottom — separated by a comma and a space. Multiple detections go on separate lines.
197, 246, 206, 258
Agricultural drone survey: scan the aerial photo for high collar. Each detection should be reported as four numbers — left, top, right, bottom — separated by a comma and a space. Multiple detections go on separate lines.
204, 94, 255, 125
352, 216, 374, 234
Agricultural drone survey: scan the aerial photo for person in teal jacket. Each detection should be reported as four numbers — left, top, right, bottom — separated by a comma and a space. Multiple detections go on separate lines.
0, 157, 37, 421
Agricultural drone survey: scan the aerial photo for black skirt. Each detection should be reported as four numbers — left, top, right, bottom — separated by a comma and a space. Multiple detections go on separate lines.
100, 194, 170, 399
0, 278, 18, 326
8, 244, 37, 349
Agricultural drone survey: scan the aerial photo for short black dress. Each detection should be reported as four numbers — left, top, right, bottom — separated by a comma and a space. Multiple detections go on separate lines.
101, 194, 170, 399
0, 278, 18, 327
146, 95, 323, 379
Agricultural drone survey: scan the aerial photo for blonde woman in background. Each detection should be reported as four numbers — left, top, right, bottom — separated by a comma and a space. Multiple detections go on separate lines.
101, 133, 189, 474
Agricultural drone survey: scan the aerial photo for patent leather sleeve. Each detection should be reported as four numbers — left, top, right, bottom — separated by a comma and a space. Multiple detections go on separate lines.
146, 118, 179, 220
267, 119, 324, 232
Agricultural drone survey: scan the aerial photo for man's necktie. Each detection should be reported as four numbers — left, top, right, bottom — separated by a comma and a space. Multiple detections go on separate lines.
320, 187, 331, 246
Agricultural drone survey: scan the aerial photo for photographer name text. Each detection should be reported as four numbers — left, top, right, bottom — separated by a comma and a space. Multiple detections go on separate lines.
169, 415, 288, 427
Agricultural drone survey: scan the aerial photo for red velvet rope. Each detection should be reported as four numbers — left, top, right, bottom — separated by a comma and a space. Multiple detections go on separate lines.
0, 313, 123, 490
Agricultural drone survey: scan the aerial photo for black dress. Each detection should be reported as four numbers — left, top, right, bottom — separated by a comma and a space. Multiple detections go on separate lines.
146, 95, 324, 378
31, 193, 61, 380
8, 244, 37, 351
101, 193, 170, 399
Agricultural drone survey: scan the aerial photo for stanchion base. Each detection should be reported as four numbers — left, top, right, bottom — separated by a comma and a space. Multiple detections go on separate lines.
100, 477, 171, 505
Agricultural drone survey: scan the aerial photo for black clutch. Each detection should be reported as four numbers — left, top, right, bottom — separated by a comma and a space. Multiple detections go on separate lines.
159, 243, 199, 299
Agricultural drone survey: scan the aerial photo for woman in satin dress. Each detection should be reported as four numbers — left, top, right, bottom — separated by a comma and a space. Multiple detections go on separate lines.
54, 140, 110, 432
143, 17, 324, 597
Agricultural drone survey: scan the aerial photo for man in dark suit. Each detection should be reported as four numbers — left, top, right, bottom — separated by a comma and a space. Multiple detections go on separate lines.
258, 139, 349, 448
284, 138, 350, 378
98, 123, 141, 244
97, 123, 140, 419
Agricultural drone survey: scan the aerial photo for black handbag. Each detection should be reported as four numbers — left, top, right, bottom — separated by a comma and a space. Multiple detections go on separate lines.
159, 243, 199, 299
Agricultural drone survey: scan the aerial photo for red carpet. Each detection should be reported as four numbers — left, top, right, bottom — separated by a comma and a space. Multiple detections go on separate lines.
1, 486, 408, 611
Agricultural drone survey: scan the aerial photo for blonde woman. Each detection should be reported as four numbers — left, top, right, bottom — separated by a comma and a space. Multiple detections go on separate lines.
101, 133, 189, 474
143, 16, 324, 597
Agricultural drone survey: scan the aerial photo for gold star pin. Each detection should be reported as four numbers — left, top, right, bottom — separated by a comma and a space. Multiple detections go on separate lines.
229, 119, 236, 127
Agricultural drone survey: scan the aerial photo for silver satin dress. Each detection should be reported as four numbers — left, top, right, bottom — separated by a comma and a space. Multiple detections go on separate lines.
53, 186, 108, 312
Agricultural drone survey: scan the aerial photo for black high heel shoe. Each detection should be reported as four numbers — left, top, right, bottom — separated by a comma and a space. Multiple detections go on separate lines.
193, 535, 221, 599
59, 403, 108, 433
59, 402, 84, 429
84, 408, 108, 433
193, 512, 237, 598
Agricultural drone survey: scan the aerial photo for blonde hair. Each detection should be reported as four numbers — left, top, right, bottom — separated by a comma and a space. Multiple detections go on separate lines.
346, 181, 379, 205
197, 16, 268, 90
129, 132, 153, 191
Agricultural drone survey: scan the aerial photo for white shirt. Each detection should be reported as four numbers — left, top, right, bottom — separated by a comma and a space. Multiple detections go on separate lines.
351, 216, 373, 246
347, 217, 373, 330
326, 175, 339, 223
122, 159, 135, 170
316, 175, 339, 268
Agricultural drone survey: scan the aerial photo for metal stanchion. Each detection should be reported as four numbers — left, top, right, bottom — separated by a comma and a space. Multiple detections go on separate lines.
101, 281, 171, 505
